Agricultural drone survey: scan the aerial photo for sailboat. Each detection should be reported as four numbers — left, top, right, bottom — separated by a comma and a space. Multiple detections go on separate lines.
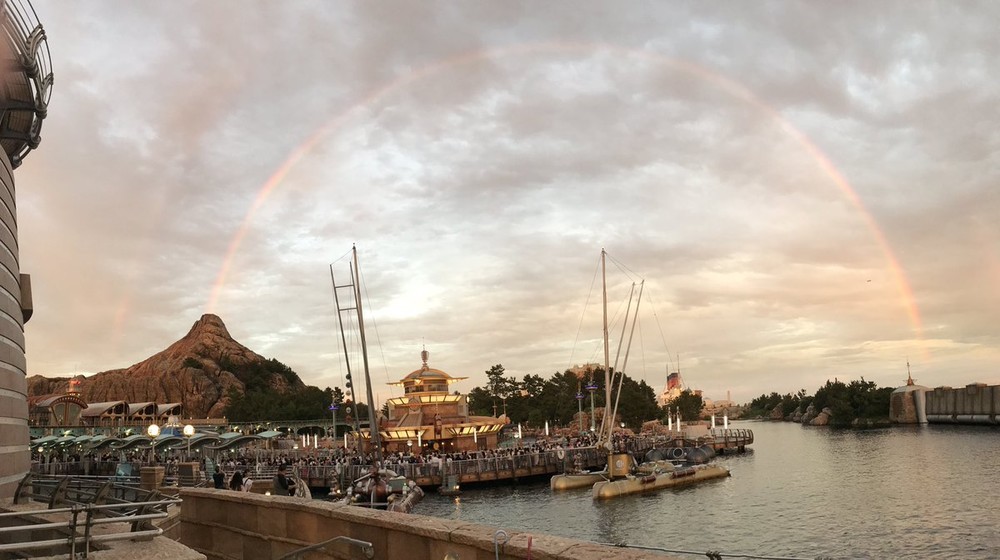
551, 249, 638, 491
589, 250, 730, 500
548, 249, 731, 497
330, 246, 424, 512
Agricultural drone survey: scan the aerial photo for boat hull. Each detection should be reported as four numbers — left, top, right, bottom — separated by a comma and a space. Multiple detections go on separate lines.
550, 471, 607, 491
592, 465, 730, 499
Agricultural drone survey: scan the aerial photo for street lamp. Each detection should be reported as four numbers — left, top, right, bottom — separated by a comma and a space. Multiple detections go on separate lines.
146, 424, 160, 464
183, 424, 195, 460
407, 440, 413, 455
586, 382, 598, 432
575, 391, 585, 432
329, 402, 339, 444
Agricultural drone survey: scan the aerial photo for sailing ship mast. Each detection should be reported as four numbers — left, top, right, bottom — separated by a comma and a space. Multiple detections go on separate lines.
600, 248, 612, 451
331, 245, 383, 464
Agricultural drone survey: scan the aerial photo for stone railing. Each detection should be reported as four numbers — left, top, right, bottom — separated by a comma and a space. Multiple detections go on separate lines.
178, 488, 678, 560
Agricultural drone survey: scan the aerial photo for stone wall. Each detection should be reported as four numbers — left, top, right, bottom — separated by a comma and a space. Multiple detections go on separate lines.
178, 488, 679, 560
925, 384, 1000, 424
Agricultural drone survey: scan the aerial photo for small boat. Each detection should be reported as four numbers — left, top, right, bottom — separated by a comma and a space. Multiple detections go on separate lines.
592, 459, 730, 500
340, 466, 425, 512
551, 447, 609, 490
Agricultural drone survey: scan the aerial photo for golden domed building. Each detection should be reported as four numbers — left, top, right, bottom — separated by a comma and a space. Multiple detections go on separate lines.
378, 350, 507, 454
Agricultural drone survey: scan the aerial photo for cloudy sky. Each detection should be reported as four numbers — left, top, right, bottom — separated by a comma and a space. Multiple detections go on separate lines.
19, 1, 1000, 405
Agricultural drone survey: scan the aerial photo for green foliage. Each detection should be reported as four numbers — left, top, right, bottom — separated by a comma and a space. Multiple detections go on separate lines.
744, 378, 893, 427
467, 386, 494, 416
224, 385, 330, 422
669, 390, 704, 423
215, 354, 302, 394
814, 378, 892, 427
463, 365, 660, 429
745, 389, 808, 419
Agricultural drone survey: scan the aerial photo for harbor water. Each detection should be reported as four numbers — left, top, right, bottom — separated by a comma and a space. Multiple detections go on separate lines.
417, 421, 1000, 559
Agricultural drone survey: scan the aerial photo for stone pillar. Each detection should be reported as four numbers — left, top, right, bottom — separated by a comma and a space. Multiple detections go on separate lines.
0, 0, 54, 500
140, 466, 166, 491
178, 462, 201, 487
0, 152, 29, 499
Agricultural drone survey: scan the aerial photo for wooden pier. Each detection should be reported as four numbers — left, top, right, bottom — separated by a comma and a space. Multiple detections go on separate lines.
302, 429, 754, 490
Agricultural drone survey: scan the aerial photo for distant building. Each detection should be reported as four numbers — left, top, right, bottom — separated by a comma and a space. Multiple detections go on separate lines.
28, 381, 185, 431
659, 369, 684, 406
0, 0, 54, 498
375, 350, 507, 454
568, 363, 601, 380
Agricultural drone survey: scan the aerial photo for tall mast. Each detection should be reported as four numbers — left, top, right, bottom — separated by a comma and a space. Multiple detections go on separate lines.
330, 264, 359, 436
352, 246, 383, 464
601, 248, 611, 445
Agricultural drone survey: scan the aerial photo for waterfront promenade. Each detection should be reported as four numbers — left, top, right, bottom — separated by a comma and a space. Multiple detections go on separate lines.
32, 429, 753, 491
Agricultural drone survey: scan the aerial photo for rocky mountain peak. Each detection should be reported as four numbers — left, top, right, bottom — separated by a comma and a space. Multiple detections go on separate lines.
27, 314, 305, 419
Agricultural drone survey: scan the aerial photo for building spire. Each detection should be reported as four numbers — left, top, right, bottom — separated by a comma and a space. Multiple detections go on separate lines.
421, 346, 429, 370
906, 359, 915, 386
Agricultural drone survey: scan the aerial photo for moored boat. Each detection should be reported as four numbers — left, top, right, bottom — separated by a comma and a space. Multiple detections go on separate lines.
592, 461, 730, 500
550, 470, 608, 491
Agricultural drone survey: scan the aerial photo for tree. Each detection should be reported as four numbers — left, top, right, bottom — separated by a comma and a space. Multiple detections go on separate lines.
467, 386, 493, 416
670, 390, 704, 423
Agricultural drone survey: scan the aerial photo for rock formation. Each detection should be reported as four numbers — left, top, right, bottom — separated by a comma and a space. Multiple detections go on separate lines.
768, 403, 784, 421
809, 407, 832, 426
26, 314, 305, 418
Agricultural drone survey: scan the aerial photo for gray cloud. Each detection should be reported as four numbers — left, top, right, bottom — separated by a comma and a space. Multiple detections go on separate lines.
19, 0, 1000, 404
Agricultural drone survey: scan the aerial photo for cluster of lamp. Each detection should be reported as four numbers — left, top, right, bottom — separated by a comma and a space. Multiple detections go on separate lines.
145, 423, 197, 462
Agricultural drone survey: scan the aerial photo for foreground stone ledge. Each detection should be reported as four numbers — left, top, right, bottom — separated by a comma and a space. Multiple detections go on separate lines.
179, 488, 680, 560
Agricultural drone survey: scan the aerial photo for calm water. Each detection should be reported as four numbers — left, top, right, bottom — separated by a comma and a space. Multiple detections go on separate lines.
416, 421, 1000, 559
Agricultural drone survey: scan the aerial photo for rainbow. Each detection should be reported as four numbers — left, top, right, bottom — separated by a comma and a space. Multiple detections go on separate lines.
206, 41, 923, 342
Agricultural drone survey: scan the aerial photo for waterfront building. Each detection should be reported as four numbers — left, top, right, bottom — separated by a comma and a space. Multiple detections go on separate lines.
28, 379, 184, 432
889, 368, 930, 424
0, 0, 53, 499
376, 350, 507, 454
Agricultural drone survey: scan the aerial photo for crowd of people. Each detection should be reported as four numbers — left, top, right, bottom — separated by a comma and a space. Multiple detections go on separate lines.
31, 431, 649, 485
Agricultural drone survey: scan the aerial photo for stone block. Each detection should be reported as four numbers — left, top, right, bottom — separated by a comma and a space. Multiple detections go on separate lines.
212, 525, 243, 560
228, 501, 259, 532
199, 494, 228, 525
384, 527, 431, 559
140, 466, 165, 491
286, 503, 323, 542
180, 522, 213, 553
241, 533, 272, 560
257, 500, 287, 539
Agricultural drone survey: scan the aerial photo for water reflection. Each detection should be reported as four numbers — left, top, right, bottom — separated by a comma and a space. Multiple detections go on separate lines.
417, 422, 1000, 559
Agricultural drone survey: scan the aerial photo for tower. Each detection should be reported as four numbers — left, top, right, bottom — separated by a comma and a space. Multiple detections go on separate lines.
0, 0, 53, 498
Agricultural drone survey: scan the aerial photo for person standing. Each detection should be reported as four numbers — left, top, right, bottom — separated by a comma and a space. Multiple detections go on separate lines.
229, 471, 244, 491
273, 464, 297, 496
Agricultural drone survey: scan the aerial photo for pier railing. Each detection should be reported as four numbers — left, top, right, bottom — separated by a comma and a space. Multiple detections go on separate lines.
30, 431, 753, 491
4, 473, 181, 558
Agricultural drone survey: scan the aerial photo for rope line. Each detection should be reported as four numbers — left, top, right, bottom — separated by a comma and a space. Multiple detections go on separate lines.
565, 254, 601, 372
602, 541, 833, 560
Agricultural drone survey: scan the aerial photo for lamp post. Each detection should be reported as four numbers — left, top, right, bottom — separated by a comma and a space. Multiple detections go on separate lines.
407, 439, 413, 456
329, 402, 339, 445
182, 424, 195, 460
146, 424, 160, 464
575, 391, 585, 433
586, 382, 598, 433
